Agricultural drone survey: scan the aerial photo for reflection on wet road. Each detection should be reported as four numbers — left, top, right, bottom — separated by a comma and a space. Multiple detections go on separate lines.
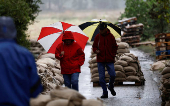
79, 45, 162, 106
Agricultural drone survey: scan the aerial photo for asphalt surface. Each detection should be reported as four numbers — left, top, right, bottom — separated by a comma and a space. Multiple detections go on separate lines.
79, 45, 162, 106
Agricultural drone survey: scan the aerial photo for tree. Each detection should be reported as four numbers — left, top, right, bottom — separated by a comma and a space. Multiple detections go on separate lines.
120, 0, 170, 40
0, 0, 42, 48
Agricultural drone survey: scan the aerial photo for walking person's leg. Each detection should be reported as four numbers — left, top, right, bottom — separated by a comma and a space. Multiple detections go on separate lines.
106, 62, 116, 96
98, 62, 108, 98
63, 74, 71, 88
71, 72, 80, 91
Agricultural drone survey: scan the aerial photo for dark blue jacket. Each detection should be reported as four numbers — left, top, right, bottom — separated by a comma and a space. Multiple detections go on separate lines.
0, 39, 43, 106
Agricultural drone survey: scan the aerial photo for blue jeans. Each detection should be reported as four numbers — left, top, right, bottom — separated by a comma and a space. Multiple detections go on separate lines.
97, 62, 116, 95
63, 72, 80, 91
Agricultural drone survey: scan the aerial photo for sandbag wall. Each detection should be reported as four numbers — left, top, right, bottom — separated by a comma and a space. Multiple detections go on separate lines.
160, 61, 170, 106
36, 53, 64, 94
30, 86, 104, 106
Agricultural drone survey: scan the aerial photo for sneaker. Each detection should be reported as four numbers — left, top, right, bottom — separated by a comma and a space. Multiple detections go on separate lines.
108, 87, 116, 96
100, 94, 108, 98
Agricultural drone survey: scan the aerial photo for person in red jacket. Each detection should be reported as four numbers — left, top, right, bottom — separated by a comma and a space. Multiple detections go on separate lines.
92, 22, 118, 98
55, 31, 85, 91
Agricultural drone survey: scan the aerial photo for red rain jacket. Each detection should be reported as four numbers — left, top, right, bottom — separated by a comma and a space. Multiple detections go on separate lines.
92, 29, 118, 63
55, 31, 85, 74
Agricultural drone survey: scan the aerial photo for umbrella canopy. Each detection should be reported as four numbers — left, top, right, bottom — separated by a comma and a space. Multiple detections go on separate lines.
37, 21, 89, 54
79, 19, 121, 41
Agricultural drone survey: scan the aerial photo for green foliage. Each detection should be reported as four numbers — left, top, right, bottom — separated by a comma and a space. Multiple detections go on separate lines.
120, 0, 170, 40
0, 0, 42, 48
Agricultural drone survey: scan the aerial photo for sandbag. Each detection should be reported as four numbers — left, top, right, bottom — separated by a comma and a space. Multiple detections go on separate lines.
163, 73, 170, 79
114, 60, 128, 67
92, 63, 98, 68
125, 72, 137, 76
91, 77, 99, 82
165, 101, 170, 106
115, 71, 126, 78
46, 99, 69, 106
30, 94, 51, 106
161, 67, 170, 75
36, 58, 57, 67
82, 99, 103, 106
117, 48, 130, 53
122, 53, 137, 60
126, 76, 140, 82
91, 73, 99, 78
114, 65, 124, 72
54, 74, 64, 84
50, 86, 86, 101
124, 66, 136, 73
91, 57, 97, 63
105, 72, 110, 78
91, 67, 98, 74
38, 53, 55, 60
52, 68, 61, 75
129, 62, 138, 71
117, 42, 129, 49
38, 66, 46, 73
162, 79, 170, 89
116, 38, 121, 43
36, 63, 48, 68
115, 78, 126, 81
150, 61, 166, 71
90, 53, 97, 58
120, 55, 133, 62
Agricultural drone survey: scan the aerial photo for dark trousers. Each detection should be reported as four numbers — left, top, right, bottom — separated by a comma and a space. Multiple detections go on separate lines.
97, 62, 116, 95
63, 72, 80, 91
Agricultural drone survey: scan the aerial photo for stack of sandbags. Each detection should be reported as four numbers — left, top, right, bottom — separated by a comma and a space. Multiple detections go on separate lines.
29, 39, 46, 58
117, 42, 130, 56
159, 61, 170, 106
36, 53, 64, 94
114, 53, 145, 82
30, 86, 104, 106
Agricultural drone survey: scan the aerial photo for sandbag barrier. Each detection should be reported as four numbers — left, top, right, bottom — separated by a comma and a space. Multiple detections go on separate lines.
36, 53, 64, 94
89, 42, 145, 87
159, 61, 170, 106
30, 86, 104, 106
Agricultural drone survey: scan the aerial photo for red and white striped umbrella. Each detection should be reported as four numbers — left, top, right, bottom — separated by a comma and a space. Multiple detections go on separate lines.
37, 21, 89, 54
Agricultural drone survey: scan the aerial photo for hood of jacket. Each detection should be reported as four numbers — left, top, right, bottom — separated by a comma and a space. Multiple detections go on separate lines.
0, 16, 17, 39
62, 31, 74, 41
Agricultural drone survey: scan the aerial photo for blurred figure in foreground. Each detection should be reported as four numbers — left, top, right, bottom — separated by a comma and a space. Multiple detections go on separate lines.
0, 16, 43, 106
55, 31, 85, 91
92, 22, 118, 98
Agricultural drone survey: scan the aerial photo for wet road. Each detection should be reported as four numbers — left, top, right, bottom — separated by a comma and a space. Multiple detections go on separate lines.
79, 45, 162, 106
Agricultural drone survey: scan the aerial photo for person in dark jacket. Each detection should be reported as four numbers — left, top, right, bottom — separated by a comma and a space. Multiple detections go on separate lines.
55, 31, 85, 91
92, 22, 118, 98
0, 16, 43, 106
